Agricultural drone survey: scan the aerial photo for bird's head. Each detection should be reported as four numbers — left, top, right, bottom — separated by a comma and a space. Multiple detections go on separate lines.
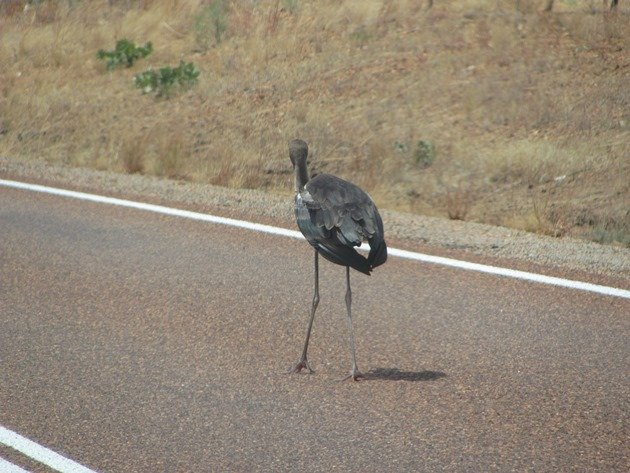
288, 139, 308, 167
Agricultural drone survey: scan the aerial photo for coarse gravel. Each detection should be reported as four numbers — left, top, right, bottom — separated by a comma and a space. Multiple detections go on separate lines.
1, 155, 629, 281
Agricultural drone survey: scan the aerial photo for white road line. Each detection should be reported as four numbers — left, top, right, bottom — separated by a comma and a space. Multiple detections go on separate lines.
0, 426, 97, 473
0, 456, 30, 473
387, 247, 630, 298
1, 178, 628, 300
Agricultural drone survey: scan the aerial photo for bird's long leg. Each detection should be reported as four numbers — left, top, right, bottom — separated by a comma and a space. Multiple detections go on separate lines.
289, 250, 319, 374
341, 266, 363, 381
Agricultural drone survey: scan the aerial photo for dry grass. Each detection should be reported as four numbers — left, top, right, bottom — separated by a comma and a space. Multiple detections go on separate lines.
0, 0, 628, 244
120, 134, 148, 174
504, 195, 571, 238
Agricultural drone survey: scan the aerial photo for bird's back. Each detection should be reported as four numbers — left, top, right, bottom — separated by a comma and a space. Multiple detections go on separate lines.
295, 173, 387, 274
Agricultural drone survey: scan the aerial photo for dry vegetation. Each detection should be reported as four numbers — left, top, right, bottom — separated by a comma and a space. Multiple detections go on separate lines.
0, 0, 628, 245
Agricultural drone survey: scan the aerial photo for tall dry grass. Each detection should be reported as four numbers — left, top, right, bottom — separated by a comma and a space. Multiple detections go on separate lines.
0, 0, 628, 244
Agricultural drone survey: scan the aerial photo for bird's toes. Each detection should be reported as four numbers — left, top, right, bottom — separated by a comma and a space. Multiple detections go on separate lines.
339, 370, 364, 382
288, 359, 315, 375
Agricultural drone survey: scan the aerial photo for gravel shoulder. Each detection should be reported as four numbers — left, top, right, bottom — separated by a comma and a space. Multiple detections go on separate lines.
2, 156, 629, 283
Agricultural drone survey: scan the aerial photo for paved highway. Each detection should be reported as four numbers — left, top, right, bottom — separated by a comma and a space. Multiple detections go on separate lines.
1, 186, 628, 472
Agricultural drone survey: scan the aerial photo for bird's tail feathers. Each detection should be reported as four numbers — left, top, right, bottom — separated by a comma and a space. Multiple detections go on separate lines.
368, 238, 387, 270
316, 241, 372, 275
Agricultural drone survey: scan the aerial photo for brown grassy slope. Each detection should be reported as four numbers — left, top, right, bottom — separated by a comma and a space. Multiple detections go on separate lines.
0, 0, 628, 245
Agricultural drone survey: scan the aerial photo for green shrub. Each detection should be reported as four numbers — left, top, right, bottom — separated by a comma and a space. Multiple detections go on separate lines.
350, 26, 373, 47
395, 139, 435, 168
97, 39, 153, 70
134, 61, 200, 97
284, 0, 299, 13
193, 0, 229, 50
394, 141, 408, 153
414, 140, 435, 168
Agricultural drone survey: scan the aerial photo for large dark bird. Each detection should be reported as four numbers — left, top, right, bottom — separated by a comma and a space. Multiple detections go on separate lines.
288, 139, 387, 380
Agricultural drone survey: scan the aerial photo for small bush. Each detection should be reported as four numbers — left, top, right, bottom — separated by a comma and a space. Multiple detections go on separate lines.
444, 186, 472, 221
589, 215, 630, 247
591, 227, 630, 247
284, 0, 299, 14
414, 140, 435, 168
394, 141, 408, 153
193, 0, 229, 50
120, 135, 147, 174
134, 61, 200, 97
97, 39, 153, 71
350, 26, 373, 47
155, 133, 188, 178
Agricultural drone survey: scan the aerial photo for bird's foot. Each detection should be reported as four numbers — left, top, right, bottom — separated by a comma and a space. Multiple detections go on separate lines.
288, 358, 315, 374
339, 368, 364, 382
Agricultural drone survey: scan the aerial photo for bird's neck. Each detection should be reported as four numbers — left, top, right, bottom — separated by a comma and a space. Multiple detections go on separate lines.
294, 163, 310, 193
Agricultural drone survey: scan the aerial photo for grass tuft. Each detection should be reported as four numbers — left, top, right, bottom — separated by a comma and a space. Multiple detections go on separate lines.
120, 135, 148, 174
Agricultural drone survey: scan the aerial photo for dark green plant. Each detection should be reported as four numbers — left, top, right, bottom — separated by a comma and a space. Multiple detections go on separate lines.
414, 140, 435, 168
193, 0, 229, 50
284, 0, 299, 13
589, 218, 630, 247
97, 39, 152, 70
394, 141, 408, 153
350, 26, 373, 47
134, 61, 200, 97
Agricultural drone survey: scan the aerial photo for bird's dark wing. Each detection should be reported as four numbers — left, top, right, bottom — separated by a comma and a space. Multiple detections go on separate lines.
295, 173, 387, 273
305, 174, 379, 242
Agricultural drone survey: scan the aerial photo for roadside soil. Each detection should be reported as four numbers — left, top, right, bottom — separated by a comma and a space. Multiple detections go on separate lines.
2, 156, 628, 286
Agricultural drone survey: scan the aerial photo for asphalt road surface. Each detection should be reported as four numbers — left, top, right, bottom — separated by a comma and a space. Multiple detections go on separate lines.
1, 186, 628, 472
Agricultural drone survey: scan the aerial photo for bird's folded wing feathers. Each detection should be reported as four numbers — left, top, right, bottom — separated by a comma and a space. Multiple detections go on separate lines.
304, 175, 379, 246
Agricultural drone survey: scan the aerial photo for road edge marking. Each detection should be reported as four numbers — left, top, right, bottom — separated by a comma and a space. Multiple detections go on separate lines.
1, 178, 628, 300
0, 456, 30, 473
0, 426, 97, 473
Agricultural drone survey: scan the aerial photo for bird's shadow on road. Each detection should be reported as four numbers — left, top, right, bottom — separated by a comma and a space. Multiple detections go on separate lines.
364, 367, 447, 382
